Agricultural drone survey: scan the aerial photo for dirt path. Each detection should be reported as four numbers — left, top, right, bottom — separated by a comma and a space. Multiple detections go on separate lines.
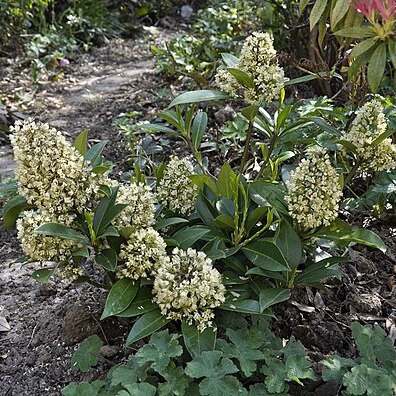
0, 33, 169, 396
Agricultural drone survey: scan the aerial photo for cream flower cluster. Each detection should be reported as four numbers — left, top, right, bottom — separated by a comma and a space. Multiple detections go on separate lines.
58, 263, 85, 283
153, 247, 226, 331
111, 183, 156, 230
118, 228, 168, 280
286, 148, 343, 230
157, 157, 198, 215
10, 119, 98, 215
215, 32, 284, 104
342, 99, 396, 172
16, 210, 80, 262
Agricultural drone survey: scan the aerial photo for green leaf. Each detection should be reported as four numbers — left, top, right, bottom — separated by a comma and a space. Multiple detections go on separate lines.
126, 309, 170, 345
227, 68, 255, 88
295, 258, 344, 285
135, 330, 183, 374
182, 321, 217, 358
351, 322, 396, 363
169, 90, 229, 107
117, 287, 157, 317
33, 223, 89, 244
73, 247, 90, 258
259, 288, 291, 312
171, 226, 211, 249
350, 38, 377, 59
3, 195, 31, 231
32, 268, 55, 283
367, 44, 386, 93
158, 366, 192, 396
192, 111, 208, 150
219, 328, 265, 376
85, 141, 107, 167
61, 380, 105, 396
275, 219, 302, 268
140, 123, 180, 137
93, 188, 127, 237
96, 249, 117, 271
214, 214, 235, 230
185, 351, 243, 396
241, 104, 260, 121
284, 74, 319, 86
118, 383, 157, 396
73, 129, 88, 156
321, 355, 356, 383
154, 217, 189, 230
221, 299, 267, 315
110, 355, 148, 386
101, 278, 139, 320
331, 0, 351, 29
371, 128, 396, 146
389, 40, 396, 69
243, 240, 289, 272
221, 53, 239, 67
310, 0, 328, 30
71, 335, 103, 372
249, 181, 288, 214
334, 26, 373, 38
218, 163, 236, 200
299, 0, 310, 15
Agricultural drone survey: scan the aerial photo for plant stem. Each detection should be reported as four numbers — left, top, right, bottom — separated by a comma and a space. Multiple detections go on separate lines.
255, 132, 277, 180
240, 119, 254, 174
344, 159, 361, 187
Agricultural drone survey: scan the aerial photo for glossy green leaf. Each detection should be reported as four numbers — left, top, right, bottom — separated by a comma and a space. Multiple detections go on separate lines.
241, 104, 260, 121
221, 299, 274, 316
182, 321, 217, 357
275, 219, 302, 268
126, 309, 170, 345
33, 223, 89, 244
117, 287, 157, 317
310, 0, 328, 30
331, 0, 351, 29
214, 214, 235, 230
367, 44, 386, 93
140, 123, 180, 137
101, 278, 139, 320
169, 90, 229, 107
96, 249, 117, 271
73, 129, 88, 156
334, 26, 373, 38
243, 240, 289, 271
85, 141, 107, 167
218, 163, 235, 199
221, 53, 239, 67
32, 268, 55, 283
350, 38, 377, 59
171, 226, 211, 249
259, 288, 291, 312
295, 258, 344, 285
284, 74, 318, 86
227, 68, 254, 88
192, 111, 208, 150
154, 217, 189, 230
389, 40, 396, 68
299, 0, 310, 15
3, 195, 31, 231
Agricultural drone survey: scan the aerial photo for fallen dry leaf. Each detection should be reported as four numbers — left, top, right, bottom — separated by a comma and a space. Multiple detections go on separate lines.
0, 316, 11, 332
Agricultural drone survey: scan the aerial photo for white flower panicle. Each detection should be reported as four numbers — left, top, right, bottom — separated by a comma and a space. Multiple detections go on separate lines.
58, 264, 85, 283
286, 148, 343, 230
16, 210, 80, 262
111, 182, 156, 229
118, 228, 168, 280
153, 247, 226, 331
215, 32, 284, 104
10, 119, 98, 215
342, 99, 396, 172
157, 157, 199, 216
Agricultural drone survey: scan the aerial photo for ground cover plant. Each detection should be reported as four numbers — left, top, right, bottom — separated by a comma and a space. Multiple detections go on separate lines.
1, 1, 396, 395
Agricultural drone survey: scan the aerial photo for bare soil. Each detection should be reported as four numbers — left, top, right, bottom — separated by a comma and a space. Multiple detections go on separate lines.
1, 31, 396, 396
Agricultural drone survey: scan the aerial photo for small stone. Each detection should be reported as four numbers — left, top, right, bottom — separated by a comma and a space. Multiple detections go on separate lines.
350, 293, 382, 315
180, 5, 193, 20
215, 105, 237, 123
100, 345, 120, 358
38, 284, 57, 297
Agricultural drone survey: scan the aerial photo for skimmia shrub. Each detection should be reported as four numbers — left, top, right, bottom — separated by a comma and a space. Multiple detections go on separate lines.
3, 30, 395, 395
